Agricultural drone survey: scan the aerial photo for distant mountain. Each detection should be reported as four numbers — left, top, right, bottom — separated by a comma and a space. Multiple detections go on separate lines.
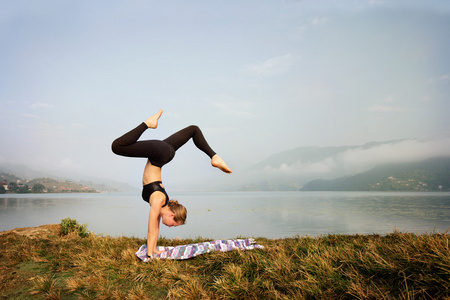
231, 138, 450, 191
1, 173, 98, 193
248, 139, 406, 171
0, 163, 135, 193
0, 163, 55, 180
301, 157, 450, 191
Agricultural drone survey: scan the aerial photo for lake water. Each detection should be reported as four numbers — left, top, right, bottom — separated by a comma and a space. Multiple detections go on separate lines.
1, 191, 449, 239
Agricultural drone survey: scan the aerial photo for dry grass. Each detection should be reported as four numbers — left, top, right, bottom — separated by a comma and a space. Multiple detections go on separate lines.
0, 221, 449, 299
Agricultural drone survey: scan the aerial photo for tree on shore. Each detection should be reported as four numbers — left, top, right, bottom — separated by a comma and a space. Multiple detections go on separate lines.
31, 183, 46, 193
17, 184, 29, 193
7, 182, 18, 193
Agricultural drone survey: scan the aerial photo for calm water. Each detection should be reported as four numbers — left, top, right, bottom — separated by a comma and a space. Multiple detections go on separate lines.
1, 191, 449, 239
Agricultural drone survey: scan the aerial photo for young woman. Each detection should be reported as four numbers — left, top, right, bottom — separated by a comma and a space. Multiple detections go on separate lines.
111, 109, 232, 257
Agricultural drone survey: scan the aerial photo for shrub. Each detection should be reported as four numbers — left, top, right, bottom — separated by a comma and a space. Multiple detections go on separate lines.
60, 217, 90, 238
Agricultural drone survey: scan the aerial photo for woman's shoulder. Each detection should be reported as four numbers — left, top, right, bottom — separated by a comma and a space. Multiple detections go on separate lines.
149, 191, 167, 207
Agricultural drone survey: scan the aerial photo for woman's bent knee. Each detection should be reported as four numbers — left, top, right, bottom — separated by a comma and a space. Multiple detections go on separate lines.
111, 139, 122, 155
188, 125, 200, 133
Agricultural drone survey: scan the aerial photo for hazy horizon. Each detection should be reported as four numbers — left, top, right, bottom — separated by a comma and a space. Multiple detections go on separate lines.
1, 1, 449, 190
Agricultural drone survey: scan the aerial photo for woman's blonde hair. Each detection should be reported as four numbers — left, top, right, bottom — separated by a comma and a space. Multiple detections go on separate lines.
168, 200, 187, 225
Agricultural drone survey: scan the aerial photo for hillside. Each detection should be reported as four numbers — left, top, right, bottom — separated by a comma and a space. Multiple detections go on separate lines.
233, 138, 450, 191
248, 139, 407, 172
301, 157, 450, 191
0, 163, 132, 192
0, 173, 106, 193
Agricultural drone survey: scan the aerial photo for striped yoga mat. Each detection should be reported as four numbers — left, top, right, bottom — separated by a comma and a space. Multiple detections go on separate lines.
135, 238, 264, 261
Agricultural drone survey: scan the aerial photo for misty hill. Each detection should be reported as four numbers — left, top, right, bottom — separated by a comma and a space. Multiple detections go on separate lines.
301, 157, 450, 191
1, 173, 98, 193
248, 140, 407, 171
0, 163, 133, 193
234, 138, 450, 191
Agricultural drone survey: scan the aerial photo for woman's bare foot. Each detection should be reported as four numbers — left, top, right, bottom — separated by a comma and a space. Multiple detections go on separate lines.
211, 154, 232, 174
144, 109, 163, 128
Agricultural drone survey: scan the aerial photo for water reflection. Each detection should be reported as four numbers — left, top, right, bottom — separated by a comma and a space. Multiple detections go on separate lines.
252, 192, 450, 237
1, 192, 449, 239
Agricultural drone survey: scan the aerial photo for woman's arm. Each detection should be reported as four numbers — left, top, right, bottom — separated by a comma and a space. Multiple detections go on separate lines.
143, 159, 164, 256
147, 196, 164, 256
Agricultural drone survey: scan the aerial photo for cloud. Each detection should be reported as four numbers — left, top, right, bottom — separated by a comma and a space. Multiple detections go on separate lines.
289, 25, 308, 39
383, 94, 395, 103
337, 138, 450, 167
20, 113, 41, 119
427, 74, 450, 84
241, 54, 294, 77
213, 97, 258, 119
367, 104, 412, 112
262, 157, 338, 176
58, 158, 79, 170
261, 138, 450, 178
70, 122, 86, 129
311, 16, 328, 26
366, 94, 413, 112
348, 138, 450, 168
285, 157, 338, 175
29, 102, 54, 109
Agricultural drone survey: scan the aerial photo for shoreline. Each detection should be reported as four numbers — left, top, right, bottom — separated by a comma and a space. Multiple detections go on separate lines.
1, 223, 449, 239
1, 222, 449, 299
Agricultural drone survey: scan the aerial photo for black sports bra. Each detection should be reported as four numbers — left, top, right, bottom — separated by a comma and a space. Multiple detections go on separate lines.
142, 181, 169, 206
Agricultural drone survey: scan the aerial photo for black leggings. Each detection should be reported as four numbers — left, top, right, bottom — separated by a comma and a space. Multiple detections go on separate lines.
111, 123, 216, 168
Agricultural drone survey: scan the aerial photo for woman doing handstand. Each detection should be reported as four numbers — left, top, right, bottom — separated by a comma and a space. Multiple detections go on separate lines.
111, 109, 232, 258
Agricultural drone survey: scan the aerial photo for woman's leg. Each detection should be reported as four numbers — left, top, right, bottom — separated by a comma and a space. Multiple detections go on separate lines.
164, 125, 232, 173
111, 111, 174, 166
112, 110, 231, 172
163, 125, 216, 158
111, 122, 150, 157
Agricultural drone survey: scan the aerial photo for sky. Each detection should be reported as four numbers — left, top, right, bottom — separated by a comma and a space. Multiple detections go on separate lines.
1, 0, 449, 190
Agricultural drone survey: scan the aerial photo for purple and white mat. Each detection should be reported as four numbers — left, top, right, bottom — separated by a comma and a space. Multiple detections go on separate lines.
135, 238, 264, 261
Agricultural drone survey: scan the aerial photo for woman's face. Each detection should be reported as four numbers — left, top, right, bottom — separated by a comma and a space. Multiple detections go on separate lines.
162, 214, 180, 228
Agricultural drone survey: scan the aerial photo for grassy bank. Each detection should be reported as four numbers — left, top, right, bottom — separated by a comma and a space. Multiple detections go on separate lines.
1, 221, 449, 299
